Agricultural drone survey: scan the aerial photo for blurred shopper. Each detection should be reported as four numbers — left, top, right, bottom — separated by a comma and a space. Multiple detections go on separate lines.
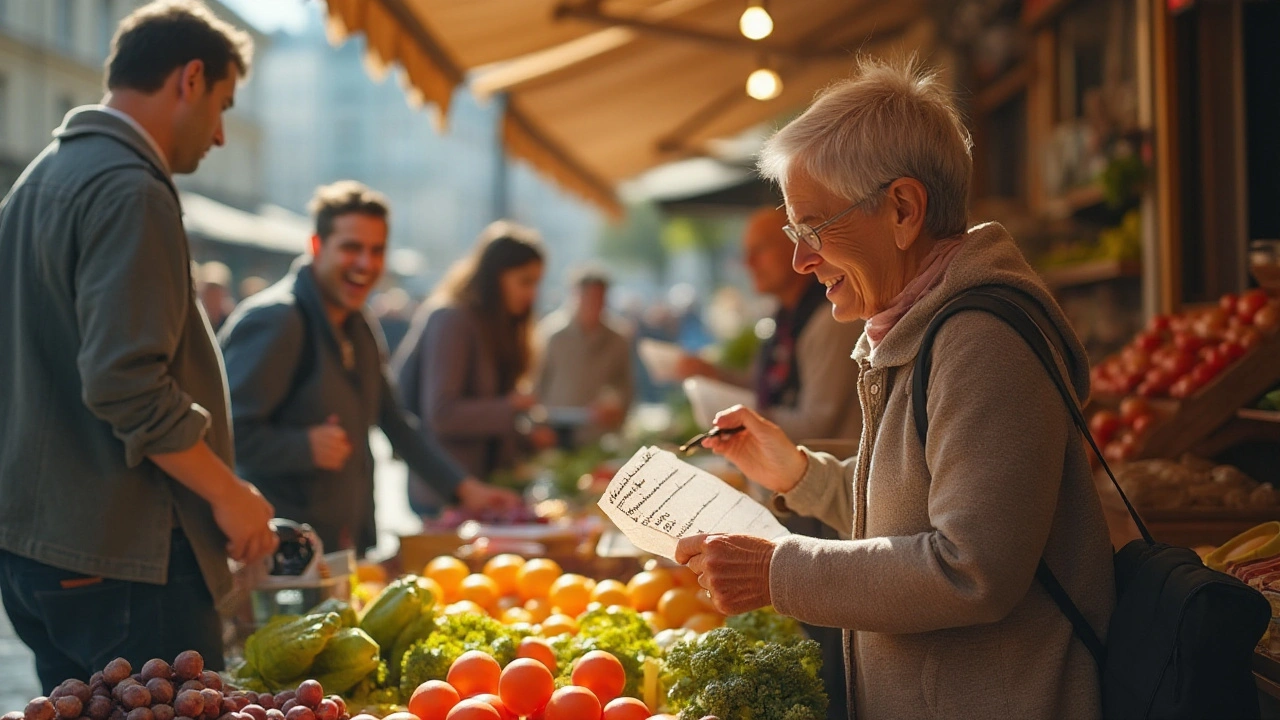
677, 206, 863, 442
0, 1, 275, 687
393, 221, 557, 515
535, 265, 634, 446
196, 260, 235, 331
220, 182, 518, 554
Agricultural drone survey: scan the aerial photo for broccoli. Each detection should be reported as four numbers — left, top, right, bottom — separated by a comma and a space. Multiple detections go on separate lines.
725, 607, 807, 645
551, 606, 660, 699
662, 626, 827, 720
398, 613, 524, 696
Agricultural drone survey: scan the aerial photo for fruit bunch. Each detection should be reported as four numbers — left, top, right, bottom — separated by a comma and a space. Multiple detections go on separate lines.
420, 555, 721, 638
1088, 396, 1162, 463
3, 655, 350, 720
1091, 289, 1278, 400
400, 647, 659, 720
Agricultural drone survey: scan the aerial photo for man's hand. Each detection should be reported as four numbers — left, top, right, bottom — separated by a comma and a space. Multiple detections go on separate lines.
456, 477, 523, 513
308, 415, 351, 471
675, 354, 718, 381
676, 533, 775, 615
212, 479, 278, 564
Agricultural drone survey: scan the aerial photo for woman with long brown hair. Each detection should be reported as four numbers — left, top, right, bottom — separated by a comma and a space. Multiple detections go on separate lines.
393, 221, 556, 515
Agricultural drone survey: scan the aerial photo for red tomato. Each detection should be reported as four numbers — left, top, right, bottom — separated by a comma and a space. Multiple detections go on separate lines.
1130, 412, 1156, 436
571, 651, 627, 706
1088, 411, 1122, 445
1134, 331, 1162, 352
1148, 314, 1172, 333
1169, 376, 1200, 399
498, 659, 555, 717
1142, 368, 1175, 394
1219, 293, 1239, 312
1238, 289, 1270, 320
1173, 332, 1204, 354
1190, 362, 1220, 387
443, 700, 500, 720
409, 681, 460, 720
1218, 341, 1246, 363
542, 687, 601, 720
601, 698, 651, 720
1254, 302, 1279, 332
1118, 397, 1151, 424
1158, 350, 1196, 376
1238, 328, 1262, 349
447, 651, 502, 699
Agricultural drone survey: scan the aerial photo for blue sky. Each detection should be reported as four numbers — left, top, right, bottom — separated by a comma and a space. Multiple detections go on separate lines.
221, 0, 312, 34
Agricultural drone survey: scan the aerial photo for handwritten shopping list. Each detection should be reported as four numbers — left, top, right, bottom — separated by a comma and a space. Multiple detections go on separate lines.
599, 446, 789, 560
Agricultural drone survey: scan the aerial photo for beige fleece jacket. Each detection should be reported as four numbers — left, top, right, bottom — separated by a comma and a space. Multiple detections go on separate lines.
769, 222, 1115, 720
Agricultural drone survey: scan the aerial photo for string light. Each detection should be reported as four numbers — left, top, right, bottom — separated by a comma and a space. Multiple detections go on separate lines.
739, 2, 773, 41
746, 67, 782, 101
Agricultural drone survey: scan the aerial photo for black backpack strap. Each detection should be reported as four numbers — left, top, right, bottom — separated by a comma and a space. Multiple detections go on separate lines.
911, 285, 1152, 670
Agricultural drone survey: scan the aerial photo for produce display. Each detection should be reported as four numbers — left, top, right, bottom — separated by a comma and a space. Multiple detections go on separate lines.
1113, 455, 1280, 512
223, 554, 825, 719
1203, 523, 1280, 657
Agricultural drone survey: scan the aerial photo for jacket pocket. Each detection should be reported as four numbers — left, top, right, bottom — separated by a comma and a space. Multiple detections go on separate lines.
34, 579, 131, 672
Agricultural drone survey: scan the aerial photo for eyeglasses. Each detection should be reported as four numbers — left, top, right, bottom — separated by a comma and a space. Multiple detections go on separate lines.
782, 180, 894, 251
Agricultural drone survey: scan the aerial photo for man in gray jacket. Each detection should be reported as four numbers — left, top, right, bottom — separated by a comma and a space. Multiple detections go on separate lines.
0, 1, 275, 689
220, 181, 519, 555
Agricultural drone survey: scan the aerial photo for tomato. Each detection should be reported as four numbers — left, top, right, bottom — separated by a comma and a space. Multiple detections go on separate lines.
1142, 368, 1175, 394
1088, 411, 1122, 445
1238, 328, 1262, 349
1219, 293, 1239, 312
1159, 349, 1196, 376
571, 651, 627, 705
1118, 371, 1145, 393
1190, 362, 1220, 387
1238, 289, 1270, 320
443, 700, 501, 720
542, 687, 601, 720
1148, 314, 1172, 333
499, 659, 555, 717
1118, 397, 1151, 423
447, 651, 501, 699
1254, 302, 1279, 332
409, 681, 460, 720
1173, 332, 1205, 354
1218, 341, 1245, 363
1169, 376, 1200, 399
1130, 412, 1156, 436
1133, 331, 1162, 352
466, 696, 515, 720
601, 698, 651, 720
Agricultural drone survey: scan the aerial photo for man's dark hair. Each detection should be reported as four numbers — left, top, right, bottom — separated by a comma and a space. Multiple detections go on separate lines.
308, 181, 391, 240
106, 0, 253, 93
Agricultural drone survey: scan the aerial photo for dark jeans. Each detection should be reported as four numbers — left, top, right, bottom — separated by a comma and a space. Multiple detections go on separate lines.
0, 531, 223, 692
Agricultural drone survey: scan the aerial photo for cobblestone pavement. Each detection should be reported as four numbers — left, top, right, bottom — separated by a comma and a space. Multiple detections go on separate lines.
0, 433, 418, 709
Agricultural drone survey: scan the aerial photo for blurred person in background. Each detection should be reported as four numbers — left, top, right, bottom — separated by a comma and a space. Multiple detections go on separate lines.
393, 221, 558, 516
0, 0, 275, 686
239, 274, 268, 299
220, 182, 518, 554
196, 260, 235, 331
675, 206, 863, 719
535, 265, 634, 446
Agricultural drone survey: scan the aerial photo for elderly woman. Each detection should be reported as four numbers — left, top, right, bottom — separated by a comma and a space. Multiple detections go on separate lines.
676, 59, 1115, 719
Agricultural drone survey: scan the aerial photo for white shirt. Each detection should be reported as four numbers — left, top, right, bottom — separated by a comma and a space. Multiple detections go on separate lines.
94, 105, 171, 175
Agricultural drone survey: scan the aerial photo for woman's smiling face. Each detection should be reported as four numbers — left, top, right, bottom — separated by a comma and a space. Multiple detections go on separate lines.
784, 166, 906, 322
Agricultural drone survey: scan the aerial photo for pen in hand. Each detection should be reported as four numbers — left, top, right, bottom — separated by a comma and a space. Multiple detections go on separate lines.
678, 425, 747, 455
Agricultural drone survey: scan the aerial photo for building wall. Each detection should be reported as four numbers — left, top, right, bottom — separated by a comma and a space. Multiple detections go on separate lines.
0, 0, 267, 208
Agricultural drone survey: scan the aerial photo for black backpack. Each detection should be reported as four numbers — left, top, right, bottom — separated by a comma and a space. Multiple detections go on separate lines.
912, 284, 1271, 720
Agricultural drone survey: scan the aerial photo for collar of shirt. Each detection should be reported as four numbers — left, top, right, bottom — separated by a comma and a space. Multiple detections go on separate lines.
94, 105, 171, 175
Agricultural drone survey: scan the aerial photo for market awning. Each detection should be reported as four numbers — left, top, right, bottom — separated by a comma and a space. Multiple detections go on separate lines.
319, 0, 935, 215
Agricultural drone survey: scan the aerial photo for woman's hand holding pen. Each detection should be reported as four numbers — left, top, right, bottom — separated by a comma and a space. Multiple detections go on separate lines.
701, 405, 807, 494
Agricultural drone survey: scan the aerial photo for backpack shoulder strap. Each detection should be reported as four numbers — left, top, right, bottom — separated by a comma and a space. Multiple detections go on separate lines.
279, 302, 317, 413
909, 284, 1136, 669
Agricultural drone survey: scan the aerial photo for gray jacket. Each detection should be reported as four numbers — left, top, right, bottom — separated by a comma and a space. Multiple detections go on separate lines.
219, 262, 466, 552
0, 107, 235, 603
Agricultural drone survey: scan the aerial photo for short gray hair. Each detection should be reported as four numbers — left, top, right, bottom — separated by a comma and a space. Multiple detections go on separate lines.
758, 56, 974, 238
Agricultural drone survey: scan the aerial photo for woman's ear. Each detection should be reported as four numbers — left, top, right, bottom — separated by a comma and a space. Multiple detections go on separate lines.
887, 179, 929, 250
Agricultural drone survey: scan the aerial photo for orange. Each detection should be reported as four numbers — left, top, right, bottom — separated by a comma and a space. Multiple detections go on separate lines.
601, 697, 650, 720
540, 613, 579, 637
501, 607, 534, 625
496, 595, 522, 612
447, 650, 501, 698
548, 574, 595, 617
516, 636, 558, 673
418, 576, 446, 608
465, 695, 515, 720
571, 650, 626, 705
482, 554, 526, 596
498, 658, 555, 716
541, 686, 601, 720
667, 565, 700, 589
682, 612, 723, 633
625, 570, 674, 612
355, 561, 388, 584
425, 556, 470, 602
517, 558, 563, 600
524, 597, 552, 623
408, 680, 459, 720
656, 587, 702, 628
443, 600, 488, 617
442, 699, 500, 720
640, 611, 668, 633
590, 579, 630, 608
459, 573, 501, 611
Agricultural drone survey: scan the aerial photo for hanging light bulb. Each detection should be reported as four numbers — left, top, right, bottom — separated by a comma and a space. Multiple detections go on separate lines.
739, 2, 773, 41
746, 67, 782, 101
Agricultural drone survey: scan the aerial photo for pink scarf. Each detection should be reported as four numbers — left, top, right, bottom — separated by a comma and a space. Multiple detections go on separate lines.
866, 237, 966, 347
